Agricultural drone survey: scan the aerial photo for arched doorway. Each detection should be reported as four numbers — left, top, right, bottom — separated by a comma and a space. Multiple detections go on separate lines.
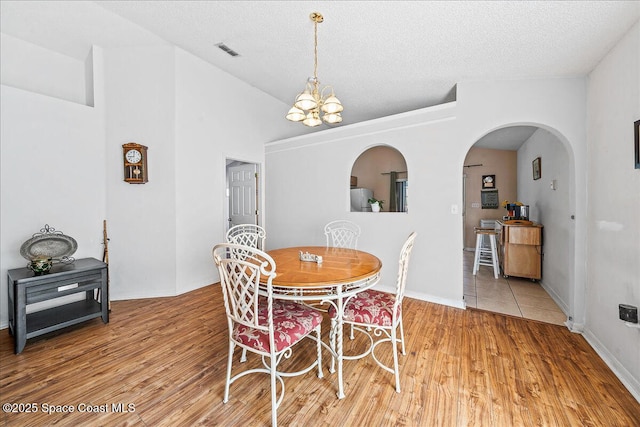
462, 125, 573, 326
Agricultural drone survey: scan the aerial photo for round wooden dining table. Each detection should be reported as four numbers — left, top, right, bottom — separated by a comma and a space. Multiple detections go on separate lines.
266, 246, 382, 399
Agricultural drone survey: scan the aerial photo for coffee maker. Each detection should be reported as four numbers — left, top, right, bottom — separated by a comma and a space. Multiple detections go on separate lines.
505, 203, 529, 220
516, 205, 529, 220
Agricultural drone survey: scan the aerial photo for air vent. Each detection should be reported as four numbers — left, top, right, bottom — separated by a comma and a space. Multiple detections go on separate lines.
215, 43, 239, 57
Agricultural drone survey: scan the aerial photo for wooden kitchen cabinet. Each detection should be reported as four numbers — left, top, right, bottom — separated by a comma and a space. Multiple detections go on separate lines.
496, 220, 543, 280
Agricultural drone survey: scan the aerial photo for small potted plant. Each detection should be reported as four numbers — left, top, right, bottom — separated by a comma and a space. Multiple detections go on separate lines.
368, 197, 384, 212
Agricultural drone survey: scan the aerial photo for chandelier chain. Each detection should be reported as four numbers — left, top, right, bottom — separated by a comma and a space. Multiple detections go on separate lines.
313, 18, 319, 83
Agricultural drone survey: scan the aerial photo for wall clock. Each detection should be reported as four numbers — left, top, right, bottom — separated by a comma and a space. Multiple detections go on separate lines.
122, 142, 148, 184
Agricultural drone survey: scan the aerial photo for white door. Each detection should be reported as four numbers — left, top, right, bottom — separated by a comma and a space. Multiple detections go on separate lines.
228, 163, 258, 229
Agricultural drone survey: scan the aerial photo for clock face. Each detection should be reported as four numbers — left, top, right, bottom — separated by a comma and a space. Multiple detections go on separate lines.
125, 149, 142, 164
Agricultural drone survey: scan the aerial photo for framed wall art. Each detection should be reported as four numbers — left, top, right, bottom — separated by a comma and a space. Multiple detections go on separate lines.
481, 189, 499, 209
635, 119, 639, 169
482, 175, 495, 189
532, 157, 541, 180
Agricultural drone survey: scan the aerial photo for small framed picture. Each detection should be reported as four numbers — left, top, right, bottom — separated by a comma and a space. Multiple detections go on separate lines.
532, 157, 541, 180
635, 120, 639, 169
482, 175, 495, 189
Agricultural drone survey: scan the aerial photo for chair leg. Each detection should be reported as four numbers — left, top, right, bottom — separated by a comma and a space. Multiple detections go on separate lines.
329, 318, 336, 373
223, 341, 235, 403
315, 325, 323, 379
240, 348, 247, 362
391, 326, 401, 393
398, 315, 406, 355
270, 355, 278, 427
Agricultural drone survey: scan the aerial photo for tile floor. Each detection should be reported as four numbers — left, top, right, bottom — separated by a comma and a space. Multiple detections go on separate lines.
463, 250, 567, 326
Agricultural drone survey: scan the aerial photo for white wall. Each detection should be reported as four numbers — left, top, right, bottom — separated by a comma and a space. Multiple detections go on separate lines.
103, 46, 178, 300
0, 33, 89, 105
0, 47, 106, 328
518, 128, 572, 312
173, 49, 293, 294
266, 104, 464, 308
584, 21, 640, 399
103, 45, 294, 300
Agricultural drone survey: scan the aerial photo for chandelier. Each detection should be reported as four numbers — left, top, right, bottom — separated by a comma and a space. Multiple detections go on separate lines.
286, 12, 343, 127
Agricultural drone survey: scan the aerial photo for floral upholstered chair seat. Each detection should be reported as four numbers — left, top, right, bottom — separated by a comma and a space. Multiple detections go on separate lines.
234, 300, 323, 353
329, 290, 400, 327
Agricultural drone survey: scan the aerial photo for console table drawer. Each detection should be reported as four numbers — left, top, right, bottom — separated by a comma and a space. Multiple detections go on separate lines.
25, 272, 103, 304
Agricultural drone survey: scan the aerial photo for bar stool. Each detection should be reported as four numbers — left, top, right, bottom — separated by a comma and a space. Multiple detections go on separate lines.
473, 227, 499, 278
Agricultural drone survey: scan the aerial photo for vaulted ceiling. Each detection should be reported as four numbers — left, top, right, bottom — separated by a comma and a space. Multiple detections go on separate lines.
2, 1, 638, 145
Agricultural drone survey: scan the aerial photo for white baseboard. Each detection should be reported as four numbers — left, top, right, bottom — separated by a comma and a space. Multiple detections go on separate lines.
540, 280, 570, 315
376, 284, 466, 309
582, 326, 640, 403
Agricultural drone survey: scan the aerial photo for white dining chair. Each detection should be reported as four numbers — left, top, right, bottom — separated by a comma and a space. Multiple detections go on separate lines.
225, 224, 267, 362
213, 243, 323, 427
324, 220, 361, 249
328, 232, 417, 393
226, 224, 266, 250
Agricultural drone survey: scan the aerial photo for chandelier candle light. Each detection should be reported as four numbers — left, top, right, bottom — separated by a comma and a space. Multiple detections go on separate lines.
286, 12, 343, 127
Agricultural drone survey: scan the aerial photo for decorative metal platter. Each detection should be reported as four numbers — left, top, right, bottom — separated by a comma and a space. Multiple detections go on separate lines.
20, 224, 77, 262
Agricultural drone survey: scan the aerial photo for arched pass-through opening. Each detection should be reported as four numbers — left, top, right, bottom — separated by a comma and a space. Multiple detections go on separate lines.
350, 145, 408, 213
462, 125, 574, 327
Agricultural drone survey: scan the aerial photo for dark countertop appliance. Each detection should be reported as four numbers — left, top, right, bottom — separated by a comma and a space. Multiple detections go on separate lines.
505, 204, 529, 220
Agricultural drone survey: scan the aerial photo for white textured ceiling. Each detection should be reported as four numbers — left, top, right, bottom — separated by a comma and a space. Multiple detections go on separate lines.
1, 1, 638, 145
474, 126, 539, 150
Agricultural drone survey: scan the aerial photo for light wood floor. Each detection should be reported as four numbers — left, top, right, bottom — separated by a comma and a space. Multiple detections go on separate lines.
2, 285, 639, 426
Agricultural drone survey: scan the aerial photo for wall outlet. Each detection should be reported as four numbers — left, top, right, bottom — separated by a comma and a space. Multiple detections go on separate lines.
619, 304, 638, 323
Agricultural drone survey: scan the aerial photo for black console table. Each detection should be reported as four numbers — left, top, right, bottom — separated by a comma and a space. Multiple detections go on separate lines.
7, 257, 108, 354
